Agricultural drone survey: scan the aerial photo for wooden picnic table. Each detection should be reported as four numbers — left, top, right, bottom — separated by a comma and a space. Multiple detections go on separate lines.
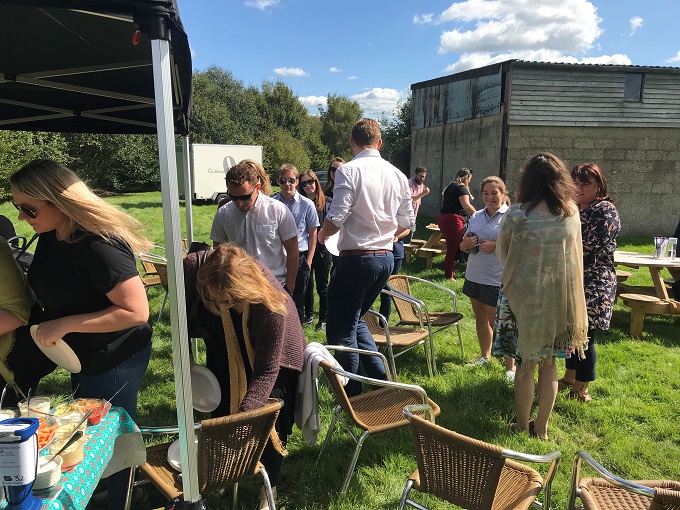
404, 224, 447, 269
614, 250, 680, 337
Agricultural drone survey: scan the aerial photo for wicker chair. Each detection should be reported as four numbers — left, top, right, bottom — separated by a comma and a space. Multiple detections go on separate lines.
567, 450, 680, 510
137, 253, 169, 321
363, 304, 434, 377
400, 404, 562, 510
317, 345, 441, 496
387, 275, 465, 362
139, 399, 282, 509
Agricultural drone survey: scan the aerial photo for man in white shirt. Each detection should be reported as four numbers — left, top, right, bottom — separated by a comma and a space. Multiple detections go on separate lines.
274, 164, 319, 323
210, 159, 299, 294
318, 118, 414, 395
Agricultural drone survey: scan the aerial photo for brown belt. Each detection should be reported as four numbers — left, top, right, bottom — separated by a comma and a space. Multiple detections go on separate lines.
339, 249, 391, 257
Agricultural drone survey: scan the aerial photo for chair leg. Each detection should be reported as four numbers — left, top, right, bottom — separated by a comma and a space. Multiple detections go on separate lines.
425, 333, 435, 377
456, 322, 464, 358
340, 431, 370, 495
317, 408, 340, 464
260, 467, 277, 510
232, 482, 239, 510
399, 479, 414, 510
157, 291, 169, 322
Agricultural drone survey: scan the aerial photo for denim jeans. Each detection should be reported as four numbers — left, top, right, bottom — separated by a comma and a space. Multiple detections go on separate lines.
292, 251, 311, 323
379, 256, 403, 323
327, 252, 393, 396
305, 245, 332, 322
71, 340, 151, 510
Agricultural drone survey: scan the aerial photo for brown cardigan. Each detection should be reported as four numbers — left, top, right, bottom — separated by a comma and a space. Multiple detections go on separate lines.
184, 250, 305, 411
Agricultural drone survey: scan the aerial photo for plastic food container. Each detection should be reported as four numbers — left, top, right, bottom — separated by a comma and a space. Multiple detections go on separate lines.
70, 398, 111, 425
34, 455, 63, 490
0, 409, 17, 422
18, 396, 51, 417
36, 415, 59, 451
52, 403, 85, 427
59, 436, 86, 471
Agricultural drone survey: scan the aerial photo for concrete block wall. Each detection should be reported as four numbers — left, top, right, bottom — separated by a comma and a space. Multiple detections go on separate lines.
505, 125, 680, 236
411, 114, 504, 221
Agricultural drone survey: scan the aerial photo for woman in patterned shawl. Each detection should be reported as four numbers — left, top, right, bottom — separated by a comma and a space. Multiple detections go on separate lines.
558, 163, 620, 402
494, 153, 588, 440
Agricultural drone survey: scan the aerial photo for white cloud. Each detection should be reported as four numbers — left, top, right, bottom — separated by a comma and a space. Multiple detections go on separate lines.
413, 13, 434, 24
629, 16, 643, 35
351, 88, 402, 118
329, 67, 342, 73
667, 51, 680, 64
273, 67, 309, 77
298, 95, 327, 111
444, 50, 631, 74
348, 75, 358, 80
245, 0, 279, 11
437, 0, 602, 55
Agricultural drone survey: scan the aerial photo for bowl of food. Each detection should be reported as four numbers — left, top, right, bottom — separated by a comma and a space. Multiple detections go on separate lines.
70, 398, 111, 425
0, 409, 17, 422
34, 455, 63, 490
36, 415, 59, 452
59, 436, 86, 471
18, 396, 51, 417
52, 402, 85, 427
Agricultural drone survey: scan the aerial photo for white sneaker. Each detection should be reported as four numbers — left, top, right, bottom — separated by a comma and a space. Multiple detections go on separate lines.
466, 357, 490, 367
505, 370, 516, 382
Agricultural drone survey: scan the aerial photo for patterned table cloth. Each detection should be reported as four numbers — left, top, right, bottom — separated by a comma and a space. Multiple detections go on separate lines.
36, 406, 141, 510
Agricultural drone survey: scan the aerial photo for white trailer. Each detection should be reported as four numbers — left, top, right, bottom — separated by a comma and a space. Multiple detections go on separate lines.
177, 143, 264, 203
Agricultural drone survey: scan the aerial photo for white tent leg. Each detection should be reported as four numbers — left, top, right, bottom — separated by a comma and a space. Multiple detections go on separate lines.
151, 38, 199, 503
182, 134, 194, 246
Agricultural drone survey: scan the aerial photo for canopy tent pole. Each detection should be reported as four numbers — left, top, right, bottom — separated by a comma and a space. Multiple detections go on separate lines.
182, 134, 194, 246
151, 38, 199, 502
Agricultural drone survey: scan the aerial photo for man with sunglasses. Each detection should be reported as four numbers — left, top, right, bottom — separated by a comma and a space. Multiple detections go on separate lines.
318, 118, 414, 396
210, 159, 299, 294
273, 164, 319, 325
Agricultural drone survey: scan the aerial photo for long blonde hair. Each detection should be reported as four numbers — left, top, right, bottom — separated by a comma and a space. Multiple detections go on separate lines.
196, 243, 288, 316
10, 160, 151, 253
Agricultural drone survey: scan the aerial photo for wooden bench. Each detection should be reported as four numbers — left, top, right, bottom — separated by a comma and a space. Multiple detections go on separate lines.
404, 240, 426, 263
615, 269, 632, 297
619, 293, 679, 338
417, 247, 446, 269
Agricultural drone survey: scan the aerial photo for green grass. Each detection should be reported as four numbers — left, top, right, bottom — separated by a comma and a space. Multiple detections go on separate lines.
1, 194, 679, 510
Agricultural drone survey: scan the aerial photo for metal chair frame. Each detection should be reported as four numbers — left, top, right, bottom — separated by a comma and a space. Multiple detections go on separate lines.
316, 345, 439, 496
387, 275, 465, 363
400, 404, 562, 510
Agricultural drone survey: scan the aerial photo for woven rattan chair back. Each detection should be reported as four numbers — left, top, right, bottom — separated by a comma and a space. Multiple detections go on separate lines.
363, 310, 384, 336
407, 413, 506, 510
196, 400, 281, 494
319, 359, 356, 421
652, 485, 680, 510
153, 261, 170, 292
388, 275, 420, 323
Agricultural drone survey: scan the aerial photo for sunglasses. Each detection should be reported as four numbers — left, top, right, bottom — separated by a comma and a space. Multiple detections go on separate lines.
278, 177, 297, 185
12, 201, 37, 219
300, 180, 316, 187
227, 189, 256, 202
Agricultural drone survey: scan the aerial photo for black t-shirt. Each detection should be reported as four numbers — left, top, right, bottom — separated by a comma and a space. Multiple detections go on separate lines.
22, 230, 151, 375
441, 183, 471, 215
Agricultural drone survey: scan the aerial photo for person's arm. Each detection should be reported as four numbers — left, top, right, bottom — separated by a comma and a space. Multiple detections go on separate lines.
459, 194, 476, 215
478, 239, 497, 254
393, 227, 410, 243
282, 236, 298, 294
33, 276, 149, 346
306, 228, 317, 268
412, 186, 430, 200
460, 232, 478, 252
0, 310, 24, 337
318, 218, 340, 245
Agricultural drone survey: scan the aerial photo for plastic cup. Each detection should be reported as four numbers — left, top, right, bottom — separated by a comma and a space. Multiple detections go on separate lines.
18, 396, 51, 417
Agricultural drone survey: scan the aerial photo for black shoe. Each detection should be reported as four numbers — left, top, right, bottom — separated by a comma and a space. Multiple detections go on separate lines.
315, 321, 326, 331
303, 315, 314, 325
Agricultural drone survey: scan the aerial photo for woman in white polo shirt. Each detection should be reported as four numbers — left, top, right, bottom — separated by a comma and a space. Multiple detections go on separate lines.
459, 176, 516, 380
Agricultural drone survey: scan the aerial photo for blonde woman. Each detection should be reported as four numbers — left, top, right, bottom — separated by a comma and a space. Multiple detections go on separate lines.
11, 159, 152, 510
193, 243, 305, 509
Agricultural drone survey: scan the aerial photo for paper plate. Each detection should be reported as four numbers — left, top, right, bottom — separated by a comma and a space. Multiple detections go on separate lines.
30, 325, 81, 373
167, 438, 198, 472
324, 232, 340, 256
191, 364, 221, 413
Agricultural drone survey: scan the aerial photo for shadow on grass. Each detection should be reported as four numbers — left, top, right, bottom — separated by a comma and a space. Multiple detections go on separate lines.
604, 309, 680, 347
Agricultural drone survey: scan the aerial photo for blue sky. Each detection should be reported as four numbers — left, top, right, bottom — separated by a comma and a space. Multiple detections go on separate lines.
177, 0, 680, 118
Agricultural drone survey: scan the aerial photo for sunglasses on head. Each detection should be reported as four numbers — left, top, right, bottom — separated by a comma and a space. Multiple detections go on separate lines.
278, 177, 297, 185
227, 189, 256, 202
300, 179, 316, 187
12, 201, 37, 219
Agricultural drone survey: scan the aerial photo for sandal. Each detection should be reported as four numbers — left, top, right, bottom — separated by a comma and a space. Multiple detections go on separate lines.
528, 420, 549, 441
567, 388, 592, 402
557, 378, 573, 392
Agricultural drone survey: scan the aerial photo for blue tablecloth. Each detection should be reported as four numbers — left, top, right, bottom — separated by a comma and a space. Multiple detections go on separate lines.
36, 407, 140, 510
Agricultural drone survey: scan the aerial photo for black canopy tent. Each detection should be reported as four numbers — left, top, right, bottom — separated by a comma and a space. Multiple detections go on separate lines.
0, 0, 201, 502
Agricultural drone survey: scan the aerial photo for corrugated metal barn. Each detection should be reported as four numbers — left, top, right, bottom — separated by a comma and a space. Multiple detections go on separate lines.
410, 60, 680, 235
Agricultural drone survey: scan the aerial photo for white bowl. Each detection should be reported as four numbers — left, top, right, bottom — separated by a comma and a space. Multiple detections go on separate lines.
34, 455, 63, 490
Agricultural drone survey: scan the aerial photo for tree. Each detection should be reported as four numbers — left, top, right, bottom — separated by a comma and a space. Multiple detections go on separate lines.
304, 116, 331, 172
319, 94, 362, 161
379, 95, 412, 174
259, 81, 309, 140
0, 131, 70, 200
262, 128, 310, 176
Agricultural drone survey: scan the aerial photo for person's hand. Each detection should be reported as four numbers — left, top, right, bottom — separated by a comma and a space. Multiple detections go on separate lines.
423, 185, 430, 195
317, 229, 329, 245
460, 234, 478, 251
392, 235, 399, 244
33, 319, 70, 347
479, 240, 496, 254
